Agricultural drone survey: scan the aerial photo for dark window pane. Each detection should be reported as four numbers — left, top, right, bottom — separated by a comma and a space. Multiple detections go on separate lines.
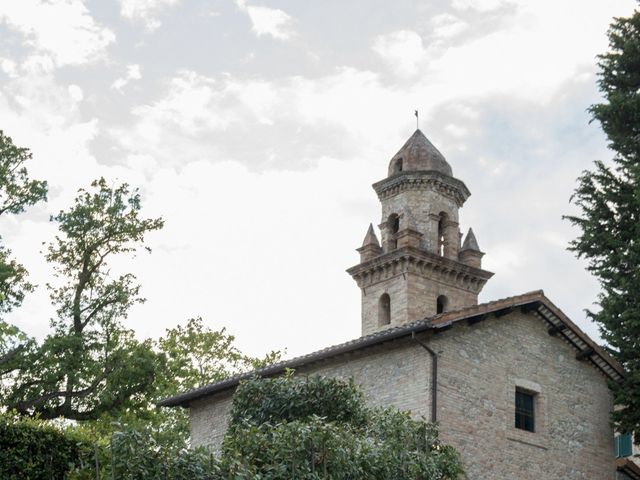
515, 390, 535, 432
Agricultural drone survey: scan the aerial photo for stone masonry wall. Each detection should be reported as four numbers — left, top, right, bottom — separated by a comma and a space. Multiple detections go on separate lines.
361, 273, 411, 333
432, 311, 615, 479
189, 339, 432, 450
361, 271, 479, 336
406, 273, 478, 321
190, 390, 234, 452
189, 311, 615, 479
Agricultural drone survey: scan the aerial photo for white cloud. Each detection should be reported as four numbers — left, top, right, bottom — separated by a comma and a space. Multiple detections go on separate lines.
118, 0, 181, 31
372, 30, 425, 77
112, 64, 142, 93
0, 58, 18, 78
452, 0, 512, 12
130, 71, 236, 134
112, 67, 418, 170
68, 84, 84, 103
444, 123, 467, 137
0, 0, 114, 66
430, 13, 469, 39
236, 0, 295, 40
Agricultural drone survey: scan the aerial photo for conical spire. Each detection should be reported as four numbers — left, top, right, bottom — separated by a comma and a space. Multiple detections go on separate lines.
461, 228, 481, 252
361, 223, 380, 248
388, 129, 453, 177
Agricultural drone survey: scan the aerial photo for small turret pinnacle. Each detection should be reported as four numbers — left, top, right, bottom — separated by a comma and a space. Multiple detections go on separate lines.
361, 223, 380, 248
461, 228, 481, 252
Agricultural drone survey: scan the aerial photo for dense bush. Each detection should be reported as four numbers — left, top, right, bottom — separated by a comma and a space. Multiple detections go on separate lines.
0, 413, 94, 480
221, 375, 464, 479
222, 412, 462, 479
105, 423, 219, 480
1, 375, 463, 480
229, 372, 368, 427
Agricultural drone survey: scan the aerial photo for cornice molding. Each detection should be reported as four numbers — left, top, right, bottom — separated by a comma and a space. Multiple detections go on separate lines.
372, 171, 471, 207
347, 246, 493, 292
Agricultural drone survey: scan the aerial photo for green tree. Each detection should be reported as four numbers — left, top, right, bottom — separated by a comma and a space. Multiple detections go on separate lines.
565, 7, 640, 441
5, 178, 163, 420
80, 317, 280, 448
113, 317, 281, 447
0, 130, 47, 378
158, 317, 280, 399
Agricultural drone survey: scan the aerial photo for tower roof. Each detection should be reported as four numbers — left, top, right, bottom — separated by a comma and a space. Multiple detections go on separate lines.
388, 129, 452, 177
461, 228, 481, 252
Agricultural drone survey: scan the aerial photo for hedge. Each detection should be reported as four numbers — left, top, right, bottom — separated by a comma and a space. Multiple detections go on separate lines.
0, 413, 94, 480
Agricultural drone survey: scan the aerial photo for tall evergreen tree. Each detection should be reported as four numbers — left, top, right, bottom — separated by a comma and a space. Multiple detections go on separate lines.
565, 7, 640, 441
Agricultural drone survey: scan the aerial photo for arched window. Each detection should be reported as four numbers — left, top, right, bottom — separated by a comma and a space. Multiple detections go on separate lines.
437, 212, 448, 256
379, 293, 391, 326
393, 158, 403, 173
436, 295, 448, 314
388, 214, 400, 250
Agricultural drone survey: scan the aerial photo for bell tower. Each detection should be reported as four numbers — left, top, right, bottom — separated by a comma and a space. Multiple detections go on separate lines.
347, 129, 493, 336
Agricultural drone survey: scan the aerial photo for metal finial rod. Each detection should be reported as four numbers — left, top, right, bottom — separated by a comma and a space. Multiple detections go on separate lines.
414, 109, 419, 129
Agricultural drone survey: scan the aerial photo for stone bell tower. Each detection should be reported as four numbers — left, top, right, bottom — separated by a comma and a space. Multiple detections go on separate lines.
347, 129, 493, 336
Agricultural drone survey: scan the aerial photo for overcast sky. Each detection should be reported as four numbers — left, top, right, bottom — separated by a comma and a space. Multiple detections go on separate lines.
0, 0, 637, 360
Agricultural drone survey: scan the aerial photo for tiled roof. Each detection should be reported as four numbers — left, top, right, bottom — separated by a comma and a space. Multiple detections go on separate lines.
158, 290, 625, 408
389, 129, 452, 176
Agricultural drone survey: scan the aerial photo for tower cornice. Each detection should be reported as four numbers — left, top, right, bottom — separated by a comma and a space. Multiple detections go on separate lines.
347, 246, 493, 293
373, 170, 471, 207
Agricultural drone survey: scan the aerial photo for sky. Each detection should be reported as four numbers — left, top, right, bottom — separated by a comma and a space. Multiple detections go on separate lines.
0, 0, 637, 361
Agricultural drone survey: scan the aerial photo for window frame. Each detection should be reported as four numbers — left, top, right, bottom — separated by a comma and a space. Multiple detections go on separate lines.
515, 388, 535, 433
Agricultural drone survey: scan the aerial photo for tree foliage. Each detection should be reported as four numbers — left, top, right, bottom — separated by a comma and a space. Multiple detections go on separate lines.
105, 317, 281, 448
0, 130, 47, 217
565, 7, 640, 441
158, 317, 279, 399
4, 178, 164, 420
0, 131, 46, 380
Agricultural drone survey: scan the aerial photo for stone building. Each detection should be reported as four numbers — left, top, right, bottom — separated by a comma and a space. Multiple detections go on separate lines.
160, 130, 637, 479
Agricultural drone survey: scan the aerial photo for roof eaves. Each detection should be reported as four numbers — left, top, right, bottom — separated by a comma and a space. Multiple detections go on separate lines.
157, 290, 625, 408
534, 295, 625, 381
157, 317, 436, 408
617, 458, 640, 480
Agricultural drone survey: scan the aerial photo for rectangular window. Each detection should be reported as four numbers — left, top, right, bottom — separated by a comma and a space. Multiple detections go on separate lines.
615, 434, 633, 458
515, 389, 535, 432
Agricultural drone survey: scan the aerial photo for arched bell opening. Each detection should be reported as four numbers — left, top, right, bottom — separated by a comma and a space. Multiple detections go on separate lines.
378, 293, 391, 326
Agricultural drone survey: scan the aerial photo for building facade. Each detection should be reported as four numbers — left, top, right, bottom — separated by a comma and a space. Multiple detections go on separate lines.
161, 130, 633, 479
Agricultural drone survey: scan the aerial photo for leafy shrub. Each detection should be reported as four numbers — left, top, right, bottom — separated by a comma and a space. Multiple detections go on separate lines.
0, 413, 94, 480
221, 375, 464, 479
229, 372, 368, 428
105, 422, 220, 480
